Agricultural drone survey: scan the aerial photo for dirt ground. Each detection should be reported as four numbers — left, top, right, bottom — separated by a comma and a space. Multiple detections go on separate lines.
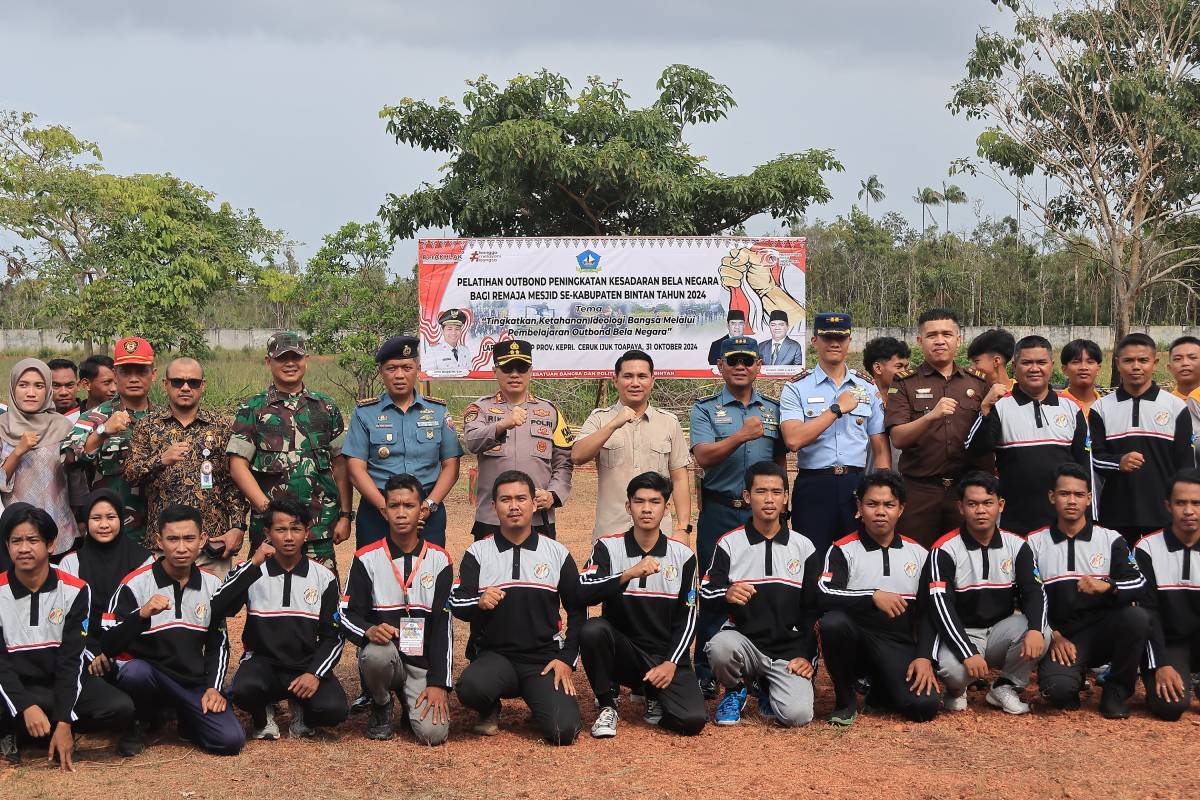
4, 460, 1198, 800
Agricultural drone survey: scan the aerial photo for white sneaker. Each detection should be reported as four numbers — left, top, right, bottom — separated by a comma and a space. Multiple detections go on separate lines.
643, 698, 664, 726
986, 684, 1031, 715
943, 690, 968, 712
472, 703, 500, 736
251, 708, 280, 740
591, 706, 619, 738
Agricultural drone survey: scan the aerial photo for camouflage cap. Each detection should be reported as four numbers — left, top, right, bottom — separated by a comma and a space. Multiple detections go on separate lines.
266, 331, 307, 358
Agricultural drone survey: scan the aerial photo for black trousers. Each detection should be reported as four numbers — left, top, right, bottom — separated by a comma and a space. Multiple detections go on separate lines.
817, 609, 939, 722
1037, 606, 1150, 709
791, 471, 860, 559
228, 655, 349, 728
1142, 636, 1200, 721
455, 650, 581, 746
578, 617, 706, 736
0, 673, 134, 738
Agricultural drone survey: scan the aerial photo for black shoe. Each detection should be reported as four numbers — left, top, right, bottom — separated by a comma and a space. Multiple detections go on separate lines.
366, 700, 394, 740
1099, 685, 1131, 720
350, 692, 372, 715
116, 721, 146, 758
854, 676, 872, 695
698, 677, 718, 700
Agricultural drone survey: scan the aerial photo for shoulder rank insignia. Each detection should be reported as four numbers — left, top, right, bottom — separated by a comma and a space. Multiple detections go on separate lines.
788, 368, 812, 383
893, 368, 916, 381
849, 368, 875, 385
357, 397, 377, 407
966, 367, 987, 380
424, 395, 447, 405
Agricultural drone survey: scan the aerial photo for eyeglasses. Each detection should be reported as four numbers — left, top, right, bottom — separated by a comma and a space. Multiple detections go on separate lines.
498, 362, 531, 374
724, 355, 757, 368
167, 378, 204, 389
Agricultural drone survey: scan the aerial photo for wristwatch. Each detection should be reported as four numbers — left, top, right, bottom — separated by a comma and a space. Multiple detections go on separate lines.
338, 510, 356, 522
829, 403, 845, 418
95, 423, 108, 437
684, 524, 694, 534
425, 499, 441, 513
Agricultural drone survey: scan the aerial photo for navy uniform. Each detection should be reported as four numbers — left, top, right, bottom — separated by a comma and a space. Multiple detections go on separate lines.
463, 340, 573, 540
780, 312, 886, 556
689, 336, 784, 687
344, 336, 463, 549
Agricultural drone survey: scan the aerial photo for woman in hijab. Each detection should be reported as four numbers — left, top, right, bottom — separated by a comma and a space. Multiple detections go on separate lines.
0, 358, 77, 554
59, 489, 153, 676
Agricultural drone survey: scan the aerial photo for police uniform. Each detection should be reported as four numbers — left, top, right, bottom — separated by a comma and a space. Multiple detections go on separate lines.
780, 313, 885, 557
462, 340, 573, 540
689, 335, 784, 685
424, 309, 473, 375
344, 336, 463, 549
884, 362, 990, 547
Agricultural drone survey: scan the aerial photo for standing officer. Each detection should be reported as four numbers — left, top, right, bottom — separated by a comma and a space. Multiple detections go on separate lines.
344, 335, 462, 549
463, 340, 573, 541
66, 337, 158, 545
885, 308, 991, 548
689, 335, 785, 696
227, 332, 353, 572
425, 309, 473, 376
781, 312, 889, 558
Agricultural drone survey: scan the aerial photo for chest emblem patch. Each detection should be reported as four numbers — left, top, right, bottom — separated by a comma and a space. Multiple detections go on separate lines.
1155, 410, 1171, 425
1089, 551, 1106, 569
304, 587, 319, 606
194, 602, 208, 621
47, 607, 64, 624
663, 563, 678, 582
904, 561, 918, 577
787, 558, 802, 575
534, 562, 550, 579
1000, 558, 1013, 576
1054, 414, 1068, 428
421, 572, 435, 589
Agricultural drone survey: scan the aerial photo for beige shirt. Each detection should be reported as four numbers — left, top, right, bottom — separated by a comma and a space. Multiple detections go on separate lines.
577, 403, 691, 538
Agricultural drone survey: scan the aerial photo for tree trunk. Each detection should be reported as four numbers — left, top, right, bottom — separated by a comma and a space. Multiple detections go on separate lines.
1111, 262, 1134, 386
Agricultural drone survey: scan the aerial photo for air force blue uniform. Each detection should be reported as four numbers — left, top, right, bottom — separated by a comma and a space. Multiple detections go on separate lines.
344, 391, 463, 548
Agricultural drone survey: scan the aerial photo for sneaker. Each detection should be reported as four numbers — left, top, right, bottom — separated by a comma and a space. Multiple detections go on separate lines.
349, 692, 372, 715
828, 705, 858, 727
251, 706, 280, 740
1091, 663, 1112, 686
116, 721, 146, 758
698, 677, 718, 700
1, 733, 19, 764
1099, 685, 1131, 720
757, 684, 775, 721
854, 676, 872, 695
591, 706, 619, 738
985, 684, 1030, 715
643, 698, 664, 726
366, 700, 394, 740
289, 703, 315, 738
714, 686, 748, 726
472, 702, 500, 736
943, 690, 968, 712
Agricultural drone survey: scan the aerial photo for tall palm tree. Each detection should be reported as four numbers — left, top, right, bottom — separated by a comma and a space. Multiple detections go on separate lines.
858, 175, 885, 216
941, 183, 967, 233
913, 186, 943, 236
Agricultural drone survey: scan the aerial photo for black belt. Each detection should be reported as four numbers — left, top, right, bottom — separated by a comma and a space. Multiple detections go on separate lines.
702, 490, 749, 509
906, 474, 960, 489
797, 466, 865, 476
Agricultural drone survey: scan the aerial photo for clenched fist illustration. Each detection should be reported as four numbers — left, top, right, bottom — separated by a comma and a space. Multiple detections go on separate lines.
718, 247, 805, 324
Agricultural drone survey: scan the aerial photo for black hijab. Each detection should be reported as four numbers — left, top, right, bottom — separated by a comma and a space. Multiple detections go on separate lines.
0, 502, 41, 573
74, 489, 152, 608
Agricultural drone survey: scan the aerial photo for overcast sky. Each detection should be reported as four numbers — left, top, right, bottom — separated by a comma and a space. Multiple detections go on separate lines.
3, 0, 1027, 271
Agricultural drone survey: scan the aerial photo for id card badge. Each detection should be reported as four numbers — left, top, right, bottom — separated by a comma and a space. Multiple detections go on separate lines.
398, 617, 425, 657
200, 460, 214, 490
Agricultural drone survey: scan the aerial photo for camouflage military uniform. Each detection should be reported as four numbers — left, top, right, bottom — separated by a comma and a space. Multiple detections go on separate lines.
65, 399, 155, 545
226, 385, 345, 568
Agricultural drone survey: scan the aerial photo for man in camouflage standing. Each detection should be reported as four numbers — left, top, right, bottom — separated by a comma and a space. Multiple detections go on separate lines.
227, 332, 353, 572
65, 337, 158, 545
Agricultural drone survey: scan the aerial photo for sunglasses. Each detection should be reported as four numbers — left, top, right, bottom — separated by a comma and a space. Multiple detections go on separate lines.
724, 355, 757, 368
167, 378, 204, 389
498, 362, 531, 374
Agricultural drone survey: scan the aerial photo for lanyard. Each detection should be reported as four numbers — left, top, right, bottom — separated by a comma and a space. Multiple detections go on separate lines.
388, 542, 427, 611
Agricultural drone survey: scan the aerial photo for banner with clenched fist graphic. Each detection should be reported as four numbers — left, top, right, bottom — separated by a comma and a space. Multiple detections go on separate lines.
417, 236, 806, 379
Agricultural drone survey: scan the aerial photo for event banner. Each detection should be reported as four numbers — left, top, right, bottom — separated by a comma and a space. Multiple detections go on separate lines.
417, 236, 807, 379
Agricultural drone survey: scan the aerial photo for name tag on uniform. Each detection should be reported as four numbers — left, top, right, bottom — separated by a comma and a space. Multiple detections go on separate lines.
807, 397, 826, 403
398, 617, 425, 657
416, 420, 438, 428
915, 388, 933, 399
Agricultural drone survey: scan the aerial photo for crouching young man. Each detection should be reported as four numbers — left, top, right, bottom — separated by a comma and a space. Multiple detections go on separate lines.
578, 472, 705, 738
341, 475, 453, 744
450, 470, 584, 745
102, 505, 244, 756
212, 496, 347, 740
700, 461, 823, 728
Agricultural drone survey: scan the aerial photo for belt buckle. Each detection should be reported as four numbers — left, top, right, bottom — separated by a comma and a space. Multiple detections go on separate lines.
940, 477, 954, 488
731, 498, 744, 509
833, 465, 847, 476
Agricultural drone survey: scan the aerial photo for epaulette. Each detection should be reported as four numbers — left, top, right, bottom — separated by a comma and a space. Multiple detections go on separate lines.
357, 397, 377, 407
697, 392, 722, 403
966, 367, 988, 381
849, 368, 875, 385
788, 368, 812, 383
893, 368, 916, 381
424, 395, 447, 405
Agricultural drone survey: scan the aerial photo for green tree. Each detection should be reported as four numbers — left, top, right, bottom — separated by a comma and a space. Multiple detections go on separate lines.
913, 186, 944, 235
857, 174, 885, 216
0, 110, 284, 354
941, 183, 967, 233
949, 0, 1200, 351
294, 221, 415, 399
378, 66, 842, 238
